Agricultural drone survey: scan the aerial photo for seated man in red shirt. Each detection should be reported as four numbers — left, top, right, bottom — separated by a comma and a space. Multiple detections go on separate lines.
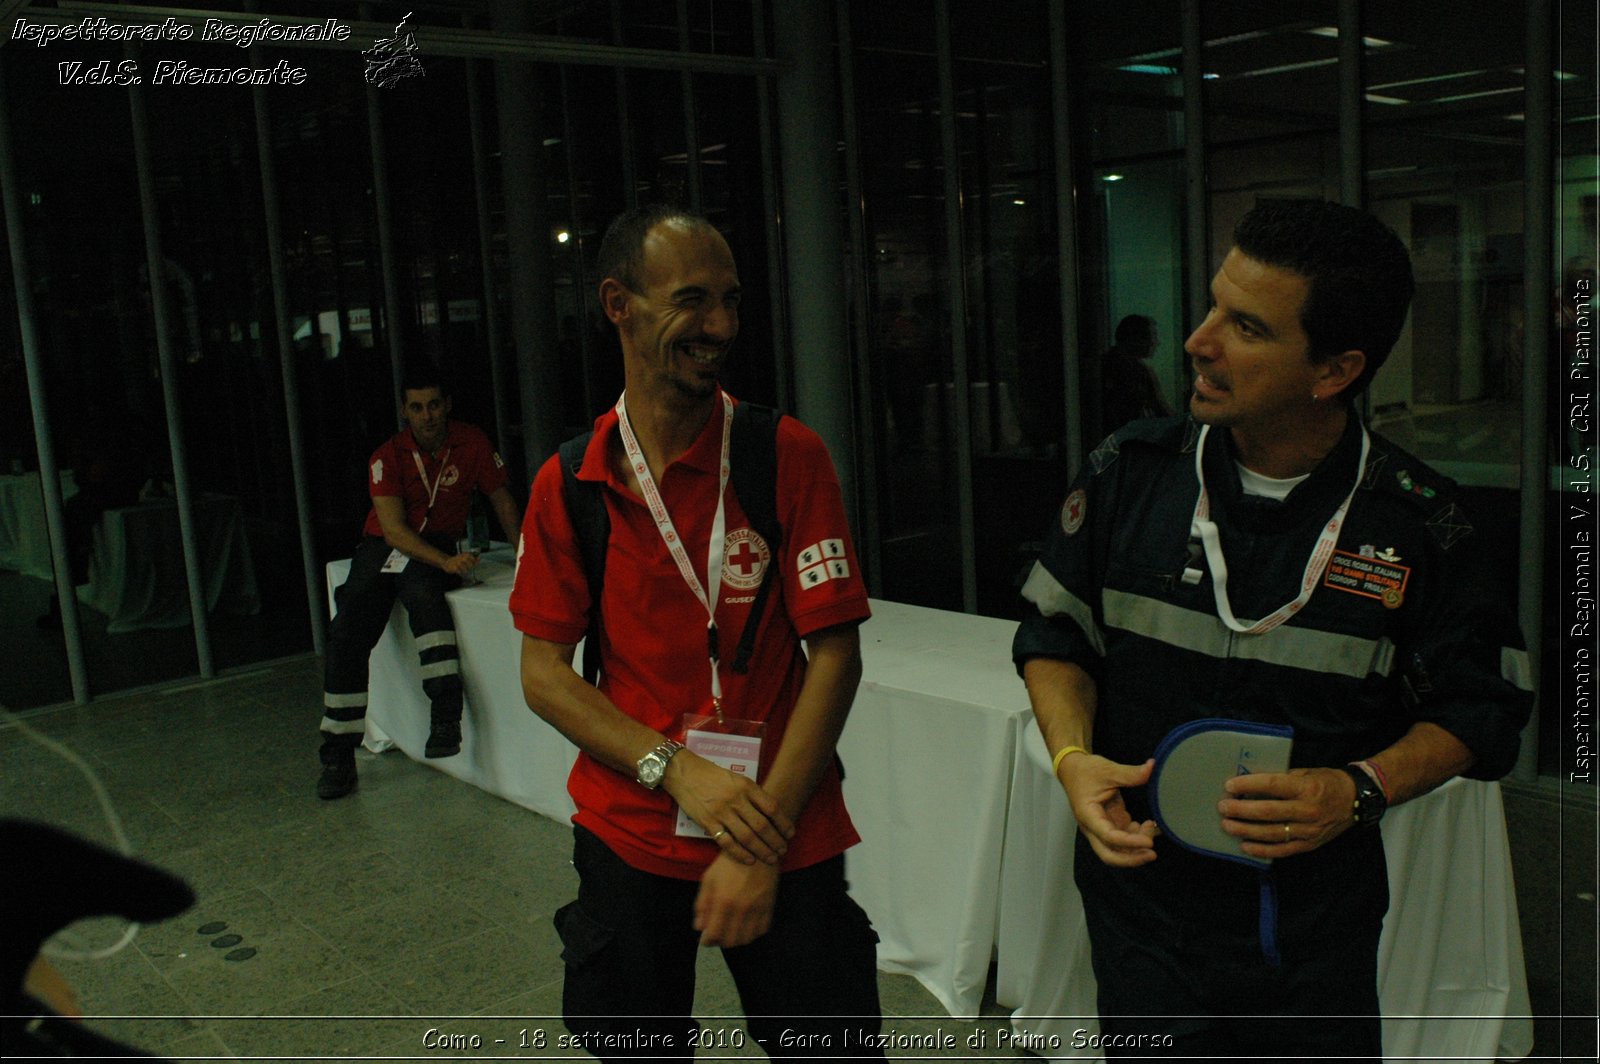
318, 364, 521, 800
512, 205, 884, 1059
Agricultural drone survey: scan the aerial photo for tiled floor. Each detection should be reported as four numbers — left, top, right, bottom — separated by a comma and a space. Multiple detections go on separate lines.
3, 657, 1024, 1061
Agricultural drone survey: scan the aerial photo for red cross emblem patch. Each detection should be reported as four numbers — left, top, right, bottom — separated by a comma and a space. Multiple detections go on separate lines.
1061, 488, 1087, 536
721, 528, 771, 591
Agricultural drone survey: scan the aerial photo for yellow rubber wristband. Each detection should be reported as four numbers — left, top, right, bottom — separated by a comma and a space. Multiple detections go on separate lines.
1051, 745, 1089, 775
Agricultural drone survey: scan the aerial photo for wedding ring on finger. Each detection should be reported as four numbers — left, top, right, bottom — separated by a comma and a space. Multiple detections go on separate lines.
1283, 823, 1292, 840
712, 829, 728, 842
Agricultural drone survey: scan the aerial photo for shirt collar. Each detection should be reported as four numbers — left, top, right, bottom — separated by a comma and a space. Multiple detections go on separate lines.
579, 388, 731, 483
1205, 412, 1366, 522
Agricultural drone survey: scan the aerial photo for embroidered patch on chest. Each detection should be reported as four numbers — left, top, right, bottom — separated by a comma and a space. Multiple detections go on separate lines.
721, 527, 771, 590
1322, 549, 1411, 608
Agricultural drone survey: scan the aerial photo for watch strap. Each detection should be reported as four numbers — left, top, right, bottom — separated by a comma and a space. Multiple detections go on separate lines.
1340, 763, 1387, 827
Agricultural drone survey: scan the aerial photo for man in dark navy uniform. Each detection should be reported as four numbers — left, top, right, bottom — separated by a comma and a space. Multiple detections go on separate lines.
1015, 201, 1532, 1058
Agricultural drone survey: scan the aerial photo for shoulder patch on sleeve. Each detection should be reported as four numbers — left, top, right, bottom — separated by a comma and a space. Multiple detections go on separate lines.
371, 458, 383, 484
1088, 435, 1120, 475
1061, 488, 1087, 535
1425, 502, 1474, 551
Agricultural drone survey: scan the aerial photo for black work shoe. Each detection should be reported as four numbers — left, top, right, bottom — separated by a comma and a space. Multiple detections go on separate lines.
317, 750, 357, 799
425, 718, 461, 759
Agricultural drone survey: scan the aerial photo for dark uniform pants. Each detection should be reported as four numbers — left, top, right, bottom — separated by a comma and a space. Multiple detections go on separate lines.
320, 536, 462, 747
554, 826, 886, 1062
1078, 835, 1385, 1062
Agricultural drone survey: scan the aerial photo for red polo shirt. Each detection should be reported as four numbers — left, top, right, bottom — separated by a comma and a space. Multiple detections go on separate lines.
362, 421, 507, 539
510, 393, 870, 879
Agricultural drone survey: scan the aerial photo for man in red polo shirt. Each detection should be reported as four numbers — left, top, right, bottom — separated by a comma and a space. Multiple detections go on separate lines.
512, 206, 884, 1059
318, 364, 521, 800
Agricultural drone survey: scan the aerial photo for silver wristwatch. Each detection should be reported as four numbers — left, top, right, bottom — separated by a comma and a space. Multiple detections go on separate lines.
635, 739, 685, 790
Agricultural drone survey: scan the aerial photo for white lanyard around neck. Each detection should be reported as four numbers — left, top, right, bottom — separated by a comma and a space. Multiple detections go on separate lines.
615, 391, 734, 715
1189, 422, 1369, 635
409, 445, 452, 535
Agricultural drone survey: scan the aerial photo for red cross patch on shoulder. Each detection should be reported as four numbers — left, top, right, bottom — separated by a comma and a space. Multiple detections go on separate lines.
1061, 489, 1087, 536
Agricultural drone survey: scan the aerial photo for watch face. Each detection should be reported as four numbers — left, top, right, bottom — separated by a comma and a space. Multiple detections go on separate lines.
639, 753, 663, 786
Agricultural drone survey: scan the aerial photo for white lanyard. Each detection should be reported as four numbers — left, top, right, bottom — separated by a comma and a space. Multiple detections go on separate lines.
616, 390, 734, 716
410, 445, 452, 535
1189, 422, 1369, 635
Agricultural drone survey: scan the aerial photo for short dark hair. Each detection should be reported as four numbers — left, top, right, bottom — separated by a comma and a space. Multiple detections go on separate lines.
401, 361, 448, 397
1233, 200, 1414, 400
596, 204, 715, 293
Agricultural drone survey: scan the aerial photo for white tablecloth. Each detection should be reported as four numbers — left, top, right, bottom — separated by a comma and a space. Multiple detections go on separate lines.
841, 600, 1033, 1018
80, 494, 261, 633
997, 723, 1535, 1062
0, 470, 75, 580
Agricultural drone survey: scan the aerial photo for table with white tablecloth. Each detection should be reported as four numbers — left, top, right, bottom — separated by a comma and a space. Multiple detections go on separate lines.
80, 494, 261, 633
997, 721, 1534, 1062
0, 470, 76, 580
331, 565, 1532, 1053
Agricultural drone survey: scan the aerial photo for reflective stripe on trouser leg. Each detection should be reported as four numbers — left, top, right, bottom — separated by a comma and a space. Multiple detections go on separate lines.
395, 560, 464, 716
321, 690, 369, 735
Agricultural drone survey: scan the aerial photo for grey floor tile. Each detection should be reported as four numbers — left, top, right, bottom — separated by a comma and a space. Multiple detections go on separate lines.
258, 847, 422, 920
55, 950, 209, 1056
153, 1027, 234, 1059
138, 888, 368, 1014
366, 922, 564, 1018
208, 975, 415, 1059
472, 979, 565, 1019
445, 855, 579, 933
876, 970, 949, 1018
294, 874, 501, 974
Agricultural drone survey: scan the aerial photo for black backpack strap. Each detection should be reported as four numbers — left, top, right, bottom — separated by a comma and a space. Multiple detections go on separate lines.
728, 402, 783, 675
558, 430, 608, 685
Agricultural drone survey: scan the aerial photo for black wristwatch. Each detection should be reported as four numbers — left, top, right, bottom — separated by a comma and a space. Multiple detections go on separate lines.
1340, 764, 1388, 828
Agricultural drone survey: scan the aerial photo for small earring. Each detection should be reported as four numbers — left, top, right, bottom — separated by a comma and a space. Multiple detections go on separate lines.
1311, 392, 1321, 402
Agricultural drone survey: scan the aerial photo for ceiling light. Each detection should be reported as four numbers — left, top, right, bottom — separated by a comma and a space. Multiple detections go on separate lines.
1102, 173, 1124, 182
1430, 86, 1523, 104
1371, 68, 1489, 91
1305, 26, 1394, 47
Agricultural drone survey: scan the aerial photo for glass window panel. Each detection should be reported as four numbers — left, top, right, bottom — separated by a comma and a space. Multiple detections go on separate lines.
850, 14, 962, 611
1081, 1, 1186, 435
952, 43, 1065, 617
1355, 1, 1527, 489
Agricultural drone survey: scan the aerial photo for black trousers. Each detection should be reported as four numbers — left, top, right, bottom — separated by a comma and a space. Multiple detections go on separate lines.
1077, 834, 1385, 1062
554, 826, 886, 1062
320, 536, 462, 741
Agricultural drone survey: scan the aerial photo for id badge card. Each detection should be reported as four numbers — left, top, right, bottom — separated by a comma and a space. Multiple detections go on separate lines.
674, 713, 764, 838
380, 549, 410, 573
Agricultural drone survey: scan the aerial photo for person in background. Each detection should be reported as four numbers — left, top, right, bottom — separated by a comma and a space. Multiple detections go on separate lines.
316, 363, 521, 800
1100, 313, 1170, 436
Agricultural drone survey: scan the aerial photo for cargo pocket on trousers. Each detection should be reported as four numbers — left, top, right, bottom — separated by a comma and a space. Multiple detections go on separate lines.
553, 900, 613, 969
553, 900, 617, 1019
